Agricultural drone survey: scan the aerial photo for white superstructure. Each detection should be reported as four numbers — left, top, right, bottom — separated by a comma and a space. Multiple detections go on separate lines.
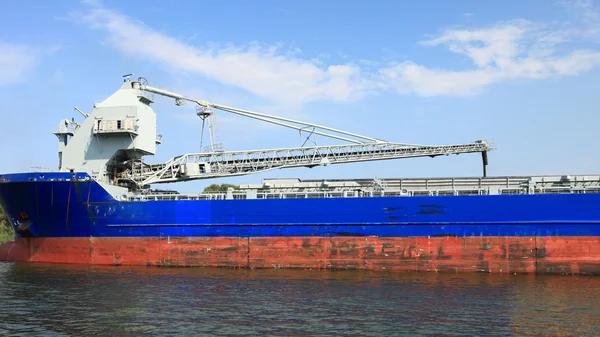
53, 75, 494, 192
53, 76, 159, 186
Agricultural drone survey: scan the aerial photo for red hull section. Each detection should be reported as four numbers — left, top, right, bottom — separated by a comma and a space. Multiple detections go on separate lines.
1, 236, 599, 275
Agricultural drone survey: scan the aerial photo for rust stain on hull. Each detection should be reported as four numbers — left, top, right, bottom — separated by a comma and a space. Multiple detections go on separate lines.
1, 236, 599, 275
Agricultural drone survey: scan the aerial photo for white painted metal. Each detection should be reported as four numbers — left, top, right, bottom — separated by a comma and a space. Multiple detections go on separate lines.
121, 141, 491, 186
52, 79, 158, 184
138, 83, 391, 145
128, 175, 600, 201
53, 76, 493, 190
130, 78, 493, 186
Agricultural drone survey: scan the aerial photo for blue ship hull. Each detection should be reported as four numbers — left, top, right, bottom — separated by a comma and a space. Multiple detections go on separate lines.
1, 172, 599, 275
1, 172, 599, 238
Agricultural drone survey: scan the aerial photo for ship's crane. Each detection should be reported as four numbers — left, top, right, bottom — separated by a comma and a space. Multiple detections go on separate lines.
119, 78, 494, 187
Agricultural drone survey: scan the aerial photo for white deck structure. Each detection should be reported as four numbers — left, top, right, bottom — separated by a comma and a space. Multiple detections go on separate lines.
52, 75, 494, 195
128, 175, 600, 201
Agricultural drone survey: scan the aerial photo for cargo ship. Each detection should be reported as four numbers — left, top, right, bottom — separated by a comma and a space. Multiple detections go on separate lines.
1, 75, 598, 275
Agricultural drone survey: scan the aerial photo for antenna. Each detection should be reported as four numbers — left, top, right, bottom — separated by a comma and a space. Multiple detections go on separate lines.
74, 106, 89, 118
123, 73, 134, 82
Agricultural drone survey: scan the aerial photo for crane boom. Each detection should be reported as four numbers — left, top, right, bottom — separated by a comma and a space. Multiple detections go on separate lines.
115, 78, 494, 188
119, 141, 492, 186
138, 84, 414, 145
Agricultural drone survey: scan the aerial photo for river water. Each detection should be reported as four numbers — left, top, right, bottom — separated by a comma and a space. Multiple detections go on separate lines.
0, 263, 598, 336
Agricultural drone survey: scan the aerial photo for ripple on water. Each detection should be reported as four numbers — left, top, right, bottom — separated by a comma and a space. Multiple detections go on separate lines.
0, 262, 599, 336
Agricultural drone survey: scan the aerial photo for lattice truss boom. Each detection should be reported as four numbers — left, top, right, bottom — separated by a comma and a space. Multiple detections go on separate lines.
117, 80, 494, 187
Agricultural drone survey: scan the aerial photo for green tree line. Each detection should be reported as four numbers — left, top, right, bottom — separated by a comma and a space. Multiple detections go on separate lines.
202, 184, 239, 193
0, 205, 14, 245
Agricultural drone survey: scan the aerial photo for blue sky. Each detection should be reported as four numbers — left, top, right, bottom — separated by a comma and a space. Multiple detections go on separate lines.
1, 0, 600, 192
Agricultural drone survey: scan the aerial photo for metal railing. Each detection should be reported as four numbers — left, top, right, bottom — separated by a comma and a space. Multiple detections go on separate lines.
126, 185, 600, 201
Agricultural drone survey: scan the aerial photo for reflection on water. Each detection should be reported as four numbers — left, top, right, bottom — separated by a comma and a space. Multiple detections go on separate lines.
0, 262, 599, 336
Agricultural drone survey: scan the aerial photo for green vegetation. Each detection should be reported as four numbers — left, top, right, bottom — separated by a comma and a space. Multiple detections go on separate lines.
0, 204, 14, 245
202, 183, 239, 194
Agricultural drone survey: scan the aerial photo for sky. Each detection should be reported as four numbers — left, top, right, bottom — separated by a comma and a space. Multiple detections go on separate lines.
1, 0, 600, 192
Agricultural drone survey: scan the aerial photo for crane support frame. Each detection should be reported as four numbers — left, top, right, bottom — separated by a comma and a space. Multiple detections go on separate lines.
119, 141, 493, 186
108, 78, 496, 188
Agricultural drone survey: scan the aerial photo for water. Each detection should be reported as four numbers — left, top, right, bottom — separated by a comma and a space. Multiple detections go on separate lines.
0, 263, 599, 336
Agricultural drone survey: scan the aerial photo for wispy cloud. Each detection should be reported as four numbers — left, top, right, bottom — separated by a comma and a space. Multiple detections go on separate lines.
0, 43, 40, 86
379, 18, 600, 96
72, 0, 600, 101
277, 7, 291, 15
558, 0, 600, 39
73, 3, 377, 105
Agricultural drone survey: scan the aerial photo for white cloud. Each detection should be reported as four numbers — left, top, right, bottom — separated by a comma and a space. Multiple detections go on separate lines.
74, 1, 600, 101
558, 0, 600, 40
0, 43, 39, 86
75, 5, 376, 105
379, 63, 496, 97
421, 22, 528, 68
380, 18, 600, 96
